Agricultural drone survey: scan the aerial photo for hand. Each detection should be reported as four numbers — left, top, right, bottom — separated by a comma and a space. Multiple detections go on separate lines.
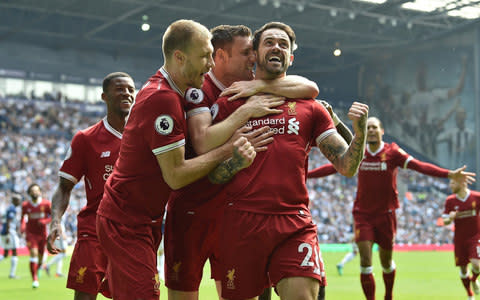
238, 126, 274, 152
47, 221, 63, 255
318, 100, 340, 125
448, 165, 476, 185
243, 94, 285, 118
231, 137, 256, 171
220, 80, 265, 101
449, 211, 457, 221
347, 102, 369, 136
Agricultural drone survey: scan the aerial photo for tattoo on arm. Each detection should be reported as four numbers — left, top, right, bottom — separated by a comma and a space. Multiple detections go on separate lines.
208, 158, 243, 184
319, 133, 365, 177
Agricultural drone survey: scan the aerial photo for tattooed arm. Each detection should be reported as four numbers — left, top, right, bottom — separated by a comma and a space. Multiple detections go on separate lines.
208, 137, 256, 184
317, 102, 368, 177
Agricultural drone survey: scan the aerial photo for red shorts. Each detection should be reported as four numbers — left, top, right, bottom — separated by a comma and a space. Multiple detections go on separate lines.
353, 211, 397, 250
66, 237, 107, 295
454, 237, 480, 266
164, 208, 222, 291
26, 232, 47, 252
220, 209, 324, 300
97, 215, 162, 300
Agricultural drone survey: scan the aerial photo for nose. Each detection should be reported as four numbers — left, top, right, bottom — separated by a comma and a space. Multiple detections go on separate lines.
207, 55, 215, 70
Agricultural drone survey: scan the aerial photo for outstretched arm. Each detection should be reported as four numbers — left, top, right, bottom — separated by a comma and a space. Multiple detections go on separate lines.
220, 75, 319, 101
307, 164, 337, 178
407, 161, 475, 184
317, 102, 368, 177
47, 177, 75, 254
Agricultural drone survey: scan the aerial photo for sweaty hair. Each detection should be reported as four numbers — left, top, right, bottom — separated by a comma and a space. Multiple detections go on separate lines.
102, 72, 133, 93
253, 21, 296, 54
27, 183, 40, 197
162, 19, 211, 60
210, 25, 251, 58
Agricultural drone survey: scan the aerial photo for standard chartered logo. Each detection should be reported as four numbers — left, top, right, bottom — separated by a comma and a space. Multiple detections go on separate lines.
287, 118, 300, 135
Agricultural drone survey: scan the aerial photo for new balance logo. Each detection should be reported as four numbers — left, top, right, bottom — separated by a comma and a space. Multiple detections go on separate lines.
100, 151, 111, 158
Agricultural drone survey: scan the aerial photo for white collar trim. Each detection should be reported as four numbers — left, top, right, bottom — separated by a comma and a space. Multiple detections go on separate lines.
207, 70, 226, 91
160, 67, 184, 97
367, 141, 384, 156
456, 189, 471, 202
103, 117, 122, 139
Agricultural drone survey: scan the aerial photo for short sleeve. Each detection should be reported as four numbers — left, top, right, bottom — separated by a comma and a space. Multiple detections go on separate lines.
312, 101, 336, 146
59, 131, 87, 184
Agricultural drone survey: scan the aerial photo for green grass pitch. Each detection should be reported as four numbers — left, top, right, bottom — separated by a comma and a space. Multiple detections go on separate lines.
0, 250, 469, 299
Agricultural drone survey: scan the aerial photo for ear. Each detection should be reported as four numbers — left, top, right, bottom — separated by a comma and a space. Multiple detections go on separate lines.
217, 48, 227, 62
101, 92, 107, 103
173, 50, 186, 65
289, 54, 294, 66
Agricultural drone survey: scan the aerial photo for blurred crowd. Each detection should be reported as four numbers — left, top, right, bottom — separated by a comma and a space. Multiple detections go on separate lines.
0, 96, 454, 248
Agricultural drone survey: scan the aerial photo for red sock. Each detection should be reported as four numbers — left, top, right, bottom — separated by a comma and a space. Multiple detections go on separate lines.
30, 261, 38, 281
383, 270, 395, 300
361, 273, 376, 300
461, 277, 474, 296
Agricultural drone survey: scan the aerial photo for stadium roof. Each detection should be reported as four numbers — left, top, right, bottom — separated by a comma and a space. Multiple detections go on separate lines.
1, 0, 479, 73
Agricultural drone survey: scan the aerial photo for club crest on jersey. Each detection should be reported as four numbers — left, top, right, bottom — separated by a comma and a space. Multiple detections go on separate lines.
287, 102, 297, 115
64, 146, 72, 161
186, 88, 204, 104
154, 115, 174, 135
210, 103, 219, 120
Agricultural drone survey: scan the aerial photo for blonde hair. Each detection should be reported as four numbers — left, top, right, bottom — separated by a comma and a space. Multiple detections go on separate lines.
162, 19, 211, 60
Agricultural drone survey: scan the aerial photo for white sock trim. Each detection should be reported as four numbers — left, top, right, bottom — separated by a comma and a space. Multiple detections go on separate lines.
383, 260, 396, 274
361, 266, 373, 274
460, 269, 470, 278
30, 257, 38, 264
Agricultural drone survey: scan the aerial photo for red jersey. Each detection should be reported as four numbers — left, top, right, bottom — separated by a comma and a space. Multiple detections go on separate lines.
22, 199, 51, 236
213, 97, 336, 214
169, 71, 225, 213
354, 142, 411, 214
443, 190, 480, 243
97, 67, 187, 225
59, 118, 121, 237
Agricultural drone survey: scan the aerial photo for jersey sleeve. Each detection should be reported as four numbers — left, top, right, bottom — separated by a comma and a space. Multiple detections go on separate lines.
443, 198, 453, 214
184, 88, 211, 119
390, 143, 412, 169
312, 101, 336, 146
142, 91, 187, 156
211, 96, 240, 124
59, 131, 87, 184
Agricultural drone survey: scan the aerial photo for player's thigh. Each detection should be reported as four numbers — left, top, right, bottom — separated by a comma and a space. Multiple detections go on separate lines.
164, 209, 219, 291
97, 216, 161, 300
219, 210, 272, 300
276, 276, 319, 300
269, 218, 324, 287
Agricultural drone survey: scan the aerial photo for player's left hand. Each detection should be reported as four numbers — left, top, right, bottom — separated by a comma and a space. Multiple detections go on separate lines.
449, 165, 476, 184
221, 80, 264, 101
347, 102, 369, 136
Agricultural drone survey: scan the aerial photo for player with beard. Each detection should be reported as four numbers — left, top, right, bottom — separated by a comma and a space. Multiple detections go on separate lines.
46, 72, 135, 299
21, 183, 51, 288
165, 24, 320, 300
96, 20, 256, 300
443, 178, 480, 300
308, 117, 475, 300
211, 21, 369, 300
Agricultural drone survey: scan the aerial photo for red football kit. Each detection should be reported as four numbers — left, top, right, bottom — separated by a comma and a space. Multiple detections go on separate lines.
22, 199, 51, 251
97, 67, 187, 300
443, 190, 480, 266
165, 71, 226, 291
59, 118, 121, 294
214, 96, 335, 300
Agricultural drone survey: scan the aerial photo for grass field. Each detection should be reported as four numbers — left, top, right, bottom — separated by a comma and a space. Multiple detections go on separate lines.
0, 250, 471, 300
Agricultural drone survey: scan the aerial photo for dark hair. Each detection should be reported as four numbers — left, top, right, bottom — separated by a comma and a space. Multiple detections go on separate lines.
162, 19, 211, 59
253, 22, 296, 53
102, 72, 133, 93
210, 25, 251, 58
27, 183, 40, 196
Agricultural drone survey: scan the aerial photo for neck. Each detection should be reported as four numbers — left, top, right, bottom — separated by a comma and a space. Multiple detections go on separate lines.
163, 63, 187, 95
212, 68, 235, 88
106, 113, 127, 133
367, 141, 380, 153
457, 188, 468, 199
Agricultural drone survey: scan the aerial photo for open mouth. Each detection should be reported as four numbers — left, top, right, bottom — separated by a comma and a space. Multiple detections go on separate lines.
268, 56, 282, 64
